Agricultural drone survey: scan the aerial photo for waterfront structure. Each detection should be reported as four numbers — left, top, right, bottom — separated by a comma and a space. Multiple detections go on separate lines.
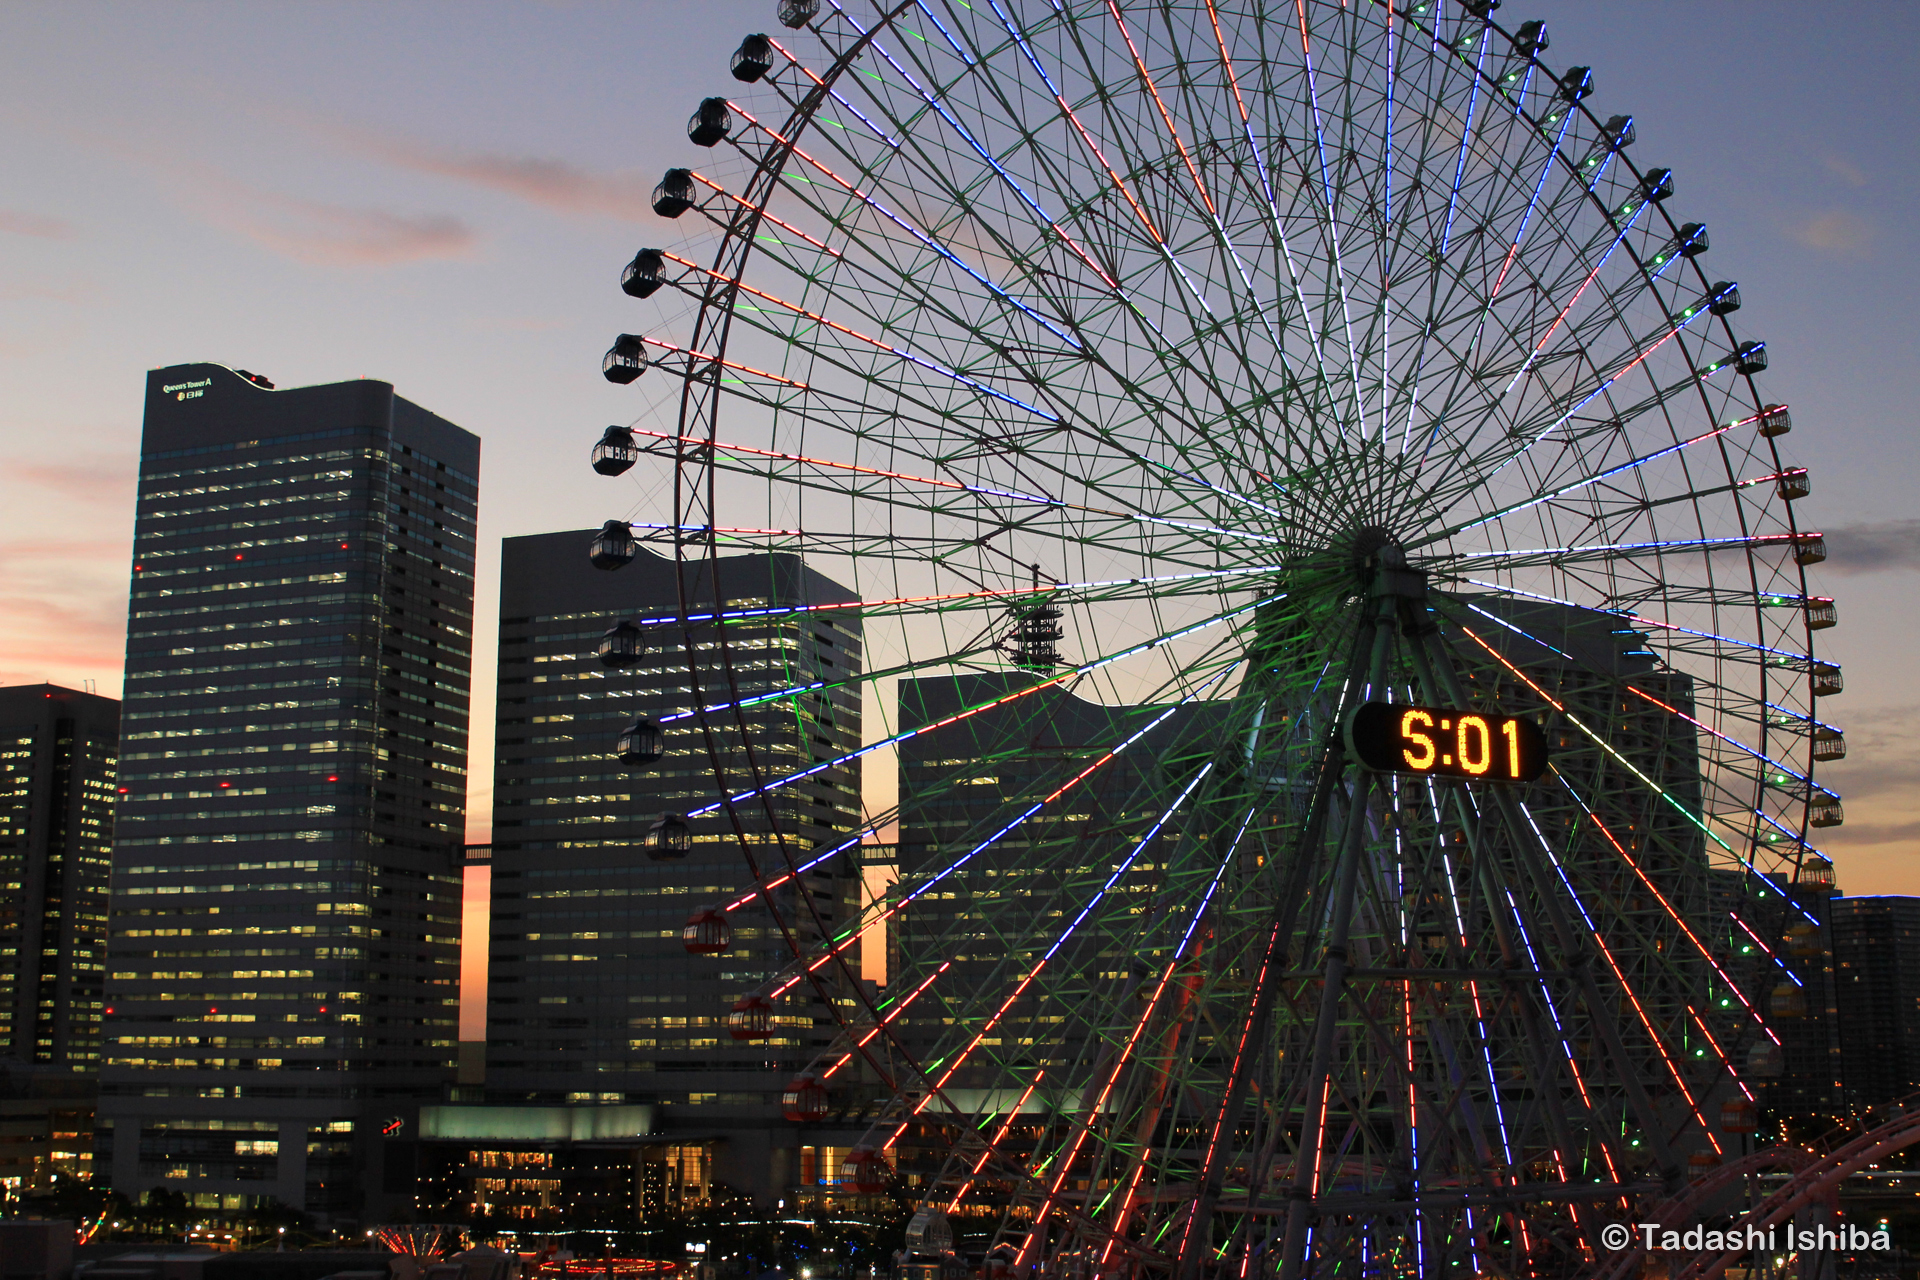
486, 532, 865, 1206
101, 363, 478, 1222
0, 683, 118, 1074
1832, 896, 1920, 1112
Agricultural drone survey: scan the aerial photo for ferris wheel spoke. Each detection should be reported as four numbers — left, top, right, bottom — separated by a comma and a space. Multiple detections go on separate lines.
1424, 305, 1742, 516
727, 103, 1088, 352
627, 562, 1289, 640
821, 0, 1216, 400
1423, 406, 1781, 546
757, 649, 1247, 997
634, 354, 1295, 544
912, 760, 1221, 1110
1441, 527, 1810, 572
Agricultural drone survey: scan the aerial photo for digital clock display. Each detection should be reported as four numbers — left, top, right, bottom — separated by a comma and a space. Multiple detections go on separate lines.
1345, 702, 1549, 782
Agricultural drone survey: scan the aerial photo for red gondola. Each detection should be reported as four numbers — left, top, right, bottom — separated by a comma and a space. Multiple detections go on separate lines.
683, 907, 731, 955
727, 994, 773, 1041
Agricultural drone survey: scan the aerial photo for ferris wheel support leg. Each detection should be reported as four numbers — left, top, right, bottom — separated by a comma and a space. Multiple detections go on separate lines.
1408, 621, 1689, 1195
1171, 605, 1391, 1280
1273, 592, 1403, 1280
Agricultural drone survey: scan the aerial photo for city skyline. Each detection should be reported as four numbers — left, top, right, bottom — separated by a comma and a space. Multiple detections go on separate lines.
0, 2, 1910, 1256
2, 1, 1917, 905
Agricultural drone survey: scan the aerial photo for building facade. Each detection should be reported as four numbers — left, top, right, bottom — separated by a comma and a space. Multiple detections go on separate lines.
0, 683, 116, 1198
0, 684, 118, 1074
100, 363, 478, 1222
485, 533, 866, 1209
1832, 896, 1920, 1113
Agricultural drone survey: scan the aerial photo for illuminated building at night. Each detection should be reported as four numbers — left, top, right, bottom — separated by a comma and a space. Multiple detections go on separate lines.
0, 683, 117, 1196
481, 532, 867, 1209
99, 363, 478, 1221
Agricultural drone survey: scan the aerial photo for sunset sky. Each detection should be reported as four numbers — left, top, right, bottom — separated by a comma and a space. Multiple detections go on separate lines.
3, 1, 1916, 1036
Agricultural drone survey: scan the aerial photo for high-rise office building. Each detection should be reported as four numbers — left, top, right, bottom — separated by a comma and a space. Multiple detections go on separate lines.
0, 683, 118, 1073
100, 363, 478, 1222
484, 533, 864, 1207
1832, 896, 1920, 1112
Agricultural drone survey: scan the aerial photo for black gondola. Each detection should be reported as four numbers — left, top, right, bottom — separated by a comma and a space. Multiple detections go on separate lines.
620, 248, 665, 299
1557, 66, 1593, 101
778, 0, 819, 29
1600, 114, 1635, 150
1706, 281, 1741, 315
1677, 222, 1709, 256
1757, 403, 1791, 437
589, 520, 635, 570
1641, 167, 1676, 202
732, 33, 774, 82
602, 335, 647, 385
648, 812, 692, 861
591, 426, 639, 477
1732, 340, 1768, 375
618, 717, 664, 766
597, 620, 643, 668
688, 97, 732, 147
1511, 20, 1547, 55
652, 169, 696, 218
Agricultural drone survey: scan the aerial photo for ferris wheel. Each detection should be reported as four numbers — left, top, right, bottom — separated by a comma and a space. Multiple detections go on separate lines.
586, 0, 1839, 1275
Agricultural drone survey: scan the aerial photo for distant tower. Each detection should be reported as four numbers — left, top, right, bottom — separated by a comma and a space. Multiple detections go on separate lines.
0, 683, 118, 1072
1010, 566, 1062, 673
101, 364, 479, 1223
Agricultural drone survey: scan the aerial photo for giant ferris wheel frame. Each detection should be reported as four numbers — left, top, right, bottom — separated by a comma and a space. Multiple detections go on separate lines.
587, 2, 1843, 1275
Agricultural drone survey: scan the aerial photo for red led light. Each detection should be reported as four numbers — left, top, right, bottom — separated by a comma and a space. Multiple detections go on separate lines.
220, 781, 231, 788
117, 787, 128, 794
341, 543, 349, 549
327, 775, 338, 782
234, 554, 243, 560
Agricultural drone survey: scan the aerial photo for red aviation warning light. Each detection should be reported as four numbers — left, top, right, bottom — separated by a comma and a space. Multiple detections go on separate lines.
1345, 702, 1549, 783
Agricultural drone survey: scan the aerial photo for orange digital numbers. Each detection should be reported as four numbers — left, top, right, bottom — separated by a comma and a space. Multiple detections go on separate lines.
1399, 708, 1437, 770
1346, 702, 1548, 782
1456, 715, 1491, 775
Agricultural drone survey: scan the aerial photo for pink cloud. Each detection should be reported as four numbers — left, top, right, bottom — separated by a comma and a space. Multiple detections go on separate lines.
5, 458, 137, 505
339, 127, 658, 222
0, 209, 77, 239
121, 148, 480, 267
0, 588, 129, 692
196, 183, 478, 267
1820, 154, 1868, 188
1793, 210, 1874, 253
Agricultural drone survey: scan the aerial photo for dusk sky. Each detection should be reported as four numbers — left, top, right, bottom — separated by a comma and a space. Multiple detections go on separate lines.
4, 2, 1916, 1031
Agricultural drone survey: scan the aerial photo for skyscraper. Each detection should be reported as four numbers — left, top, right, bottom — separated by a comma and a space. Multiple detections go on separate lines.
100, 363, 478, 1223
0, 683, 118, 1075
1831, 896, 1920, 1112
485, 532, 864, 1206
